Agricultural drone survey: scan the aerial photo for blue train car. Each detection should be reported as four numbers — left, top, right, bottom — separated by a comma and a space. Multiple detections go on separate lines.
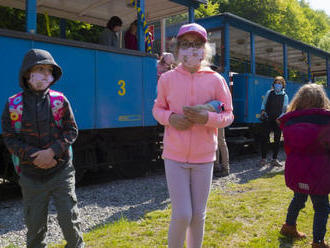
155, 13, 330, 146
0, 0, 206, 181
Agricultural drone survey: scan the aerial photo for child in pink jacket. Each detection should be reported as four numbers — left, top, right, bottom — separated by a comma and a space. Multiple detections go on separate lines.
152, 23, 234, 248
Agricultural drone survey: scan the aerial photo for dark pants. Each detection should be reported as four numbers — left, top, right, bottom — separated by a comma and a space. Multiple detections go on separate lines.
286, 192, 330, 243
260, 120, 281, 159
19, 165, 84, 248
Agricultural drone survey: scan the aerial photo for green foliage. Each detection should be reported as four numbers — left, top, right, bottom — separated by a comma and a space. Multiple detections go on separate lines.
195, 1, 220, 18
64, 21, 103, 44
211, 0, 329, 47
0, 6, 103, 43
167, 1, 221, 24
0, 7, 25, 32
318, 32, 330, 52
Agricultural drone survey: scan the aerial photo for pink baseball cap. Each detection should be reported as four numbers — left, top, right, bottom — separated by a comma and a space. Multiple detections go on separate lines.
177, 23, 207, 42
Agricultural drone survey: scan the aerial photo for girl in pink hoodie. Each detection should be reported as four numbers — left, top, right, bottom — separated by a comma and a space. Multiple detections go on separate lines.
152, 23, 234, 248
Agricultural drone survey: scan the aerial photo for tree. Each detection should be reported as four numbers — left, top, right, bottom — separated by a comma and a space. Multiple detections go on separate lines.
210, 0, 329, 47
318, 32, 330, 52
195, 1, 220, 18
299, 0, 329, 46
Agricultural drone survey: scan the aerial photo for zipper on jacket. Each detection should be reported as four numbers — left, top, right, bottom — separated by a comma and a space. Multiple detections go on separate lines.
185, 73, 194, 162
35, 95, 41, 147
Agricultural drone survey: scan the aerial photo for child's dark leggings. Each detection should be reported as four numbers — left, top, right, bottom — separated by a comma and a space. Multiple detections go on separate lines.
286, 192, 330, 243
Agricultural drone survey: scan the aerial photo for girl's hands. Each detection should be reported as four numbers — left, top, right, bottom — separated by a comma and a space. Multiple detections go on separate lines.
169, 113, 193, 130
183, 106, 208, 125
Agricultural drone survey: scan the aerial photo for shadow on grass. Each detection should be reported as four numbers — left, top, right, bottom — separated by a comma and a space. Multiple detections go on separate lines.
278, 236, 294, 248
261, 170, 284, 179
222, 148, 286, 185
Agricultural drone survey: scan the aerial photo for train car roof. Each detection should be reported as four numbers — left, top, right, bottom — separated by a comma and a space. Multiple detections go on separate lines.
0, 0, 206, 27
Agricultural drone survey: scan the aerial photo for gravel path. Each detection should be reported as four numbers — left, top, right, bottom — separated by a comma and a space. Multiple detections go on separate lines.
0, 152, 285, 248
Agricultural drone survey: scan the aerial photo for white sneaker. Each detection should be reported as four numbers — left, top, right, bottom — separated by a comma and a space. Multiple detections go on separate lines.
271, 159, 282, 167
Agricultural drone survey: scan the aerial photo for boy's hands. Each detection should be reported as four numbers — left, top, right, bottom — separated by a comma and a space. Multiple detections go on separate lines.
183, 106, 208, 125
31, 148, 57, 169
169, 113, 193, 130
37, 159, 58, 169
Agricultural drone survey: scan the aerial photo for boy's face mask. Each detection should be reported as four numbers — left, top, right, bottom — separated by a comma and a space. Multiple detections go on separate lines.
178, 47, 204, 68
274, 83, 283, 92
28, 72, 54, 92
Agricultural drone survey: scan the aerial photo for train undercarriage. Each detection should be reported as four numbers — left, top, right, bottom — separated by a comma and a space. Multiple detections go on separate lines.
0, 126, 163, 184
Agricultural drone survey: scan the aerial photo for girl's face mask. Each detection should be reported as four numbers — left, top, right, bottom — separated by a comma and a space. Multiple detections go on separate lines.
178, 47, 204, 68
274, 83, 283, 92
28, 72, 54, 91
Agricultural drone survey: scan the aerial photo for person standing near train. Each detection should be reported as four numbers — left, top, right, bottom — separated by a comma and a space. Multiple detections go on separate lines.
153, 23, 234, 248
124, 20, 138, 50
258, 76, 289, 167
1, 49, 84, 248
278, 84, 330, 248
99, 16, 123, 48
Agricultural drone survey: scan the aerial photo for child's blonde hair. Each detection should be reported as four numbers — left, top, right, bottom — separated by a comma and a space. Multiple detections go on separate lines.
287, 83, 330, 112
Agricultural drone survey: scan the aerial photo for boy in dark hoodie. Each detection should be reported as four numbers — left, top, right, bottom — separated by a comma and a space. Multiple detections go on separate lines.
1, 49, 84, 248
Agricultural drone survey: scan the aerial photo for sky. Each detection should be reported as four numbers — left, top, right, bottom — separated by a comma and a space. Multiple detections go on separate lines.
307, 0, 330, 16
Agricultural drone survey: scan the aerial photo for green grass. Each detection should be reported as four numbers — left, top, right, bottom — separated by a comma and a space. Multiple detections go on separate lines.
46, 173, 329, 247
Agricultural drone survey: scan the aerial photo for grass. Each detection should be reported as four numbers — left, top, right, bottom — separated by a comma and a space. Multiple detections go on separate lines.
10, 172, 328, 248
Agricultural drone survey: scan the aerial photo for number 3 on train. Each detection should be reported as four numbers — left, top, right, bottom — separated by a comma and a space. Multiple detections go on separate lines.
118, 80, 126, 96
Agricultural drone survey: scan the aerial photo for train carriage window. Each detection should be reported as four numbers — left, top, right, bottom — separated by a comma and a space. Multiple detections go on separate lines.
311, 54, 327, 86
254, 36, 283, 78
228, 27, 288, 79
208, 29, 223, 72
229, 27, 251, 74
287, 46, 308, 83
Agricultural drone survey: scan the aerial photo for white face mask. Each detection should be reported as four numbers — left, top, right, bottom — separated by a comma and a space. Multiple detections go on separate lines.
28, 72, 54, 91
178, 48, 204, 68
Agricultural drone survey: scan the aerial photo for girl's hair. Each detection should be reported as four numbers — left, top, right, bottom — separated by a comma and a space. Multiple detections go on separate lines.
287, 83, 330, 112
128, 20, 138, 32
107, 16, 122, 30
174, 35, 212, 68
273, 76, 286, 88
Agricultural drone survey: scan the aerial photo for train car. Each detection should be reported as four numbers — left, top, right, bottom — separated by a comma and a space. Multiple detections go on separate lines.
154, 13, 330, 152
0, 0, 206, 182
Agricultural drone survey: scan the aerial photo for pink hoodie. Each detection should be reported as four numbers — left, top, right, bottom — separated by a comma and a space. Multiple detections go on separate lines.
152, 64, 234, 163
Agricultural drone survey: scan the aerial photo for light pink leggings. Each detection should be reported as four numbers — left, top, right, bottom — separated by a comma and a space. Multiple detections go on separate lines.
164, 159, 214, 248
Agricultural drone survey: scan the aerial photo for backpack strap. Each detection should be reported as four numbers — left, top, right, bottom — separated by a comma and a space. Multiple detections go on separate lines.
49, 89, 65, 128
8, 92, 23, 174
8, 92, 23, 131
49, 90, 73, 160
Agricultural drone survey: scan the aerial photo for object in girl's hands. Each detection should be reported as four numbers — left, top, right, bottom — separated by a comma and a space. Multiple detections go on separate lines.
183, 100, 224, 114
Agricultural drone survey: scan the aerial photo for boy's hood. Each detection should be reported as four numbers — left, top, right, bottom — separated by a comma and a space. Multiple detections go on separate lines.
19, 49, 62, 90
